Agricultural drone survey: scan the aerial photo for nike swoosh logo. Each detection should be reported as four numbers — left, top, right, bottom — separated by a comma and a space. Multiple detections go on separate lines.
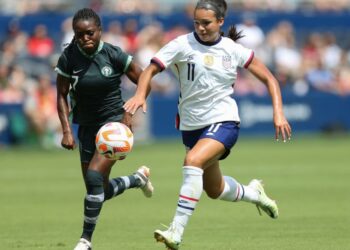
83, 149, 93, 154
73, 69, 84, 74
86, 207, 99, 211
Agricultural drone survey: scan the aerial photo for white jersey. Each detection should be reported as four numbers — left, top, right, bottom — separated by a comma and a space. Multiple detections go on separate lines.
152, 32, 254, 130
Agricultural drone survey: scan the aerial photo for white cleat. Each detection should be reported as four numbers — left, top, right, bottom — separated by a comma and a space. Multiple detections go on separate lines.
248, 179, 279, 219
154, 223, 182, 250
135, 166, 154, 198
74, 238, 92, 250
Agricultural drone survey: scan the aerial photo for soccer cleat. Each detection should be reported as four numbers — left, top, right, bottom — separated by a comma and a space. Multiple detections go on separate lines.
154, 223, 182, 250
135, 166, 154, 198
248, 179, 279, 219
73, 238, 92, 250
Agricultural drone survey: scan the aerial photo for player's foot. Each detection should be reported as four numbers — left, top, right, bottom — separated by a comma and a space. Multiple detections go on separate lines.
135, 166, 154, 198
154, 223, 182, 250
248, 179, 279, 219
73, 238, 92, 250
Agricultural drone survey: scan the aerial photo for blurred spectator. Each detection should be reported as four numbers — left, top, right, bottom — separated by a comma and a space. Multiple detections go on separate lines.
0, 40, 18, 67
163, 25, 190, 44
24, 73, 61, 148
267, 21, 301, 87
27, 24, 54, 58
236, 13, 265, 51
236, 13, 267, 65
1, 19, 28, 57
305, 58, 338, 93
0, 65, 33, 104
0, 0, 350, 15
123, 18, 139, 53
0, 63, 9, 89
102, 21, 128, 51
135, 22, 177, 95
300, 32, 323, 72
110, 0, 157, 14
322, 32, 342, 71
336, 65, 350, 95
60, 17, 74, 51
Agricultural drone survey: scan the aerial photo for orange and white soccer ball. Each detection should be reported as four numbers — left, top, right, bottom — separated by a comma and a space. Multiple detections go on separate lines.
95, 122, 134, 160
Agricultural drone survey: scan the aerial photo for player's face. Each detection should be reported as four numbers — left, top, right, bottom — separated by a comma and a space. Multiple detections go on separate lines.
73, 19, 102, 54
194, 8, 224, 42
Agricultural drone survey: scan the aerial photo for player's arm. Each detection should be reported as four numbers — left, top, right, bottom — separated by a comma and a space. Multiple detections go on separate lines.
125, 61, 143, 84
56, 74, 75, 150
124, 63, 161, 115
247, 57, 292, 142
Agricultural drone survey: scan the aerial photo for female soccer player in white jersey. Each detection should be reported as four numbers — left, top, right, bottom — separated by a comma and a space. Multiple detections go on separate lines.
124, 0, 292, 249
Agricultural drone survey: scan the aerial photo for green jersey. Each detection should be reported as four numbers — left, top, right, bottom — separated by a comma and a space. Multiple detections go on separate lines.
55, 41, 132, 126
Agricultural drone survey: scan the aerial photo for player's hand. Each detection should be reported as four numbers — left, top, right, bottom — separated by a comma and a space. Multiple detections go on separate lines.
123, 95, 147, 115
61, 131, 76, 150
273, 114, 292, 142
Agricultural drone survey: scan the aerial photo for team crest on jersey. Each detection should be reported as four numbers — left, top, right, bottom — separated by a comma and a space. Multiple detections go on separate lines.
204, 55, 214, 66
101, 66, 113, 76
187, 55, 194, 62
222, 55, 232, 69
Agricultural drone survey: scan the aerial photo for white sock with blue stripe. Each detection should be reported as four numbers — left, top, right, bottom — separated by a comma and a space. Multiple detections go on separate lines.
218, 176, 258, 202
172, 166, 203, 235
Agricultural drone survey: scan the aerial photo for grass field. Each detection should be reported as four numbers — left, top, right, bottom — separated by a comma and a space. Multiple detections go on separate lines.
1, 134, 349, 250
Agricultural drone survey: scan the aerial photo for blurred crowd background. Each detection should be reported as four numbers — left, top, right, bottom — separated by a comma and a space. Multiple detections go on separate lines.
0, 0, 350, 148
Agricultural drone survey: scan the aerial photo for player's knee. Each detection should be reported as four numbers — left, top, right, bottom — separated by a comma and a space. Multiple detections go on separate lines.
184, 152, 205, 167
85, 169, 104, 187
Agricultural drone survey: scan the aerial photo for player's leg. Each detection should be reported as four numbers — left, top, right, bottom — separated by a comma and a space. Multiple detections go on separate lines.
203, 162, 278, 218
200, 148, 278, 219
203, 160, 258, 201
74, 126, 115, 249
216, 172, 278, 218
84, 155, 153, 200
74, 124, 151, 250
201, 121, 278, 218
155, 138, 224, 250
77, 152, 115, 247
104, 164, 154, 200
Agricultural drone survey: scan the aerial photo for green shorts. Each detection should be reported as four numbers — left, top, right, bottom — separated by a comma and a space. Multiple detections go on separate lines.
77, 125, 100, 163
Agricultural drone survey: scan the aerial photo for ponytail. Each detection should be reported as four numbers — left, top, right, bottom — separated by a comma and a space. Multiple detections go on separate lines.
225, 25, 244, 42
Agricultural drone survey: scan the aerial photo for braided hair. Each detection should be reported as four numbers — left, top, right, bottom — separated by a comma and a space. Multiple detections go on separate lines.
195, 0, 244, 42
72, 8, 101, 30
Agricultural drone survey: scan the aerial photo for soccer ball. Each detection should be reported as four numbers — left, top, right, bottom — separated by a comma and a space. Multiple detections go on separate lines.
95, 122, 134, 160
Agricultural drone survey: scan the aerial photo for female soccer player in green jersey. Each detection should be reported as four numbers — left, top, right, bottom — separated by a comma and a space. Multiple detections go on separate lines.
55, 8, 153, 250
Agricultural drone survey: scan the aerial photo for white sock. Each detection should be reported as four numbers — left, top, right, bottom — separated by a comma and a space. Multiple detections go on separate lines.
241, 184, 259, 203
172, 166, 203, 235
218, 176, 259, 203
218, 176, 243, 201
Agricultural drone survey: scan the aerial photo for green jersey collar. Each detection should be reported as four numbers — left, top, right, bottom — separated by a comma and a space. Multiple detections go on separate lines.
77, 41, 104, 58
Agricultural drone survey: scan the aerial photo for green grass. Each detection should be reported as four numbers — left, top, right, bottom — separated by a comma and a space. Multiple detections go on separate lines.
1, 134, 349, 250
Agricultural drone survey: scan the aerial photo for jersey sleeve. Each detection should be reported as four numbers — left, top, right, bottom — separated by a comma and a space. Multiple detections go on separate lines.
110, 45, 133, 73
233, 43, 254, 69
55, 50, 71, 78
151, 38, 182, 71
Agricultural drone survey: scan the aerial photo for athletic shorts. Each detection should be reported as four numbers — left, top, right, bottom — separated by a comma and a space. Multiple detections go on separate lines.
78, 125, 100, 163
181, 121, 240, 160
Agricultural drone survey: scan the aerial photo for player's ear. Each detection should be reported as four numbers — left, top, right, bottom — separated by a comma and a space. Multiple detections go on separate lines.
218, 18, 224, 27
